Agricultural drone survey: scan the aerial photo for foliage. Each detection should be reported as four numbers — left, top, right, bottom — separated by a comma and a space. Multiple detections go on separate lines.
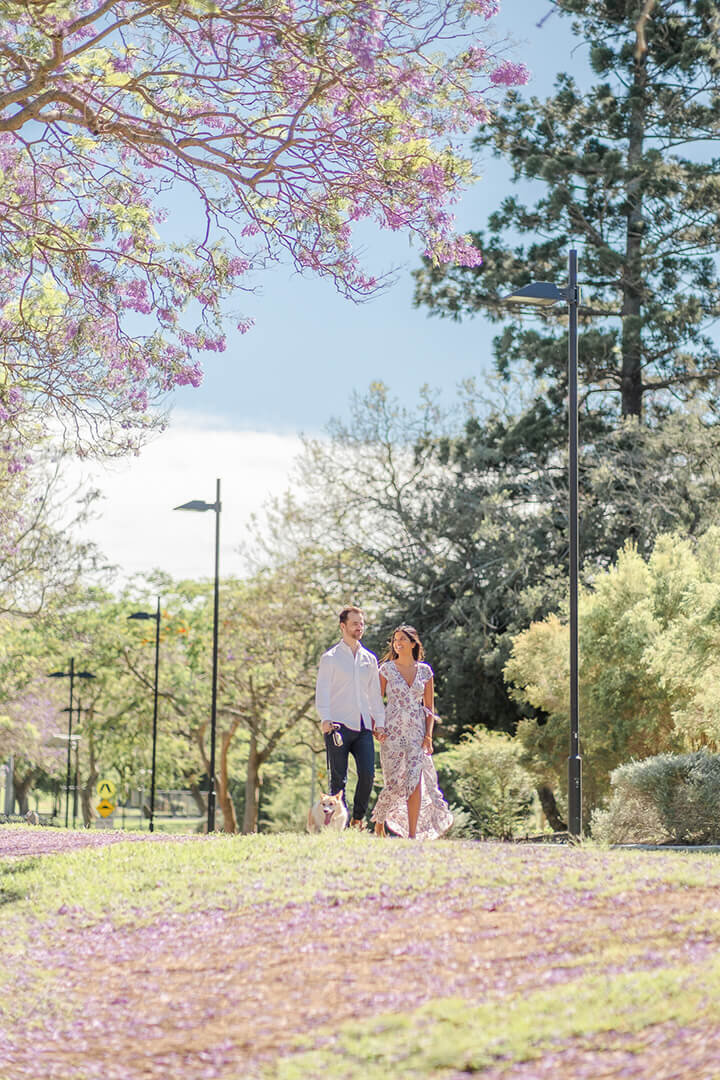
414, 0, 720, 423
213, 560, 331, 832
260, 383, 720, 742
591, 751, 720, 845
0, 0, 527, 456
435, 728, 536, 838
0, 558, 332, 832
505, 529, 720, 823
0, 447, 104, 616
406, 0, 720, 744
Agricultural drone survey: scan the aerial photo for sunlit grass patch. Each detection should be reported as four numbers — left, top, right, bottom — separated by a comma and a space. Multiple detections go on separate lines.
3, 831, 720, 929
269, 960, 720, 1079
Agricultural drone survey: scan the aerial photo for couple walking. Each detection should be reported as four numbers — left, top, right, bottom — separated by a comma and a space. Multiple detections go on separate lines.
315, 606, 453, 839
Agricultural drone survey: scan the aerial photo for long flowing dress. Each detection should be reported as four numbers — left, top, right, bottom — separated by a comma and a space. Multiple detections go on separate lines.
371, 661, 453, 839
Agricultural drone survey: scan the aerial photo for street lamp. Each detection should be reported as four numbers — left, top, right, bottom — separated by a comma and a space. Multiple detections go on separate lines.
128, 596, 161, 833
174, 479, 221, 832
48, 729, 81, 827
48, 659, 96, 828
504, 249, 582, 837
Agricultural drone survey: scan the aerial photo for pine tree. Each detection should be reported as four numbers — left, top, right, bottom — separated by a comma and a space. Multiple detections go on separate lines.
414, 0, 720, 422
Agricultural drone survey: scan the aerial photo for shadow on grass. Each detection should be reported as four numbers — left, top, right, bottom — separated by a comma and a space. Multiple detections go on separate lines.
0, 856, 42, 907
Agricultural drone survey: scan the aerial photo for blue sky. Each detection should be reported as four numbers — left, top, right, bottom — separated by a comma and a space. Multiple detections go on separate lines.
168, 1, 584, 434
76, 1, 588, 581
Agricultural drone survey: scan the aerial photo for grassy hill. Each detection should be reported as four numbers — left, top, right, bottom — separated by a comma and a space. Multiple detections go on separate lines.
2, 826, 720, 1079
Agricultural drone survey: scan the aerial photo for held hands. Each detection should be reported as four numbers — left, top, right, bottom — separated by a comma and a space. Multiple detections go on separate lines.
374, 728, 388, 743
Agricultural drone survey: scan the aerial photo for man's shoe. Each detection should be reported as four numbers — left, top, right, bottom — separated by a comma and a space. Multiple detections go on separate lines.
349, 818, 366, 831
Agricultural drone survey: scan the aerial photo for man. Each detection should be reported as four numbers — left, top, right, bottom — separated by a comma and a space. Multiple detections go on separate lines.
315, 606, 386, 829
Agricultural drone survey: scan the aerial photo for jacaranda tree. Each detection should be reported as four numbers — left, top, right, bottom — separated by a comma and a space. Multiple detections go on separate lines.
0, 0, 528, 460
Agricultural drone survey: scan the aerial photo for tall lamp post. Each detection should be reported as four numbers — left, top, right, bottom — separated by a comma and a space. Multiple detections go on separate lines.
174, 479, 221, 832
48, 659, 96, 828
128, 596, 161, 833
504, 249, 582, 837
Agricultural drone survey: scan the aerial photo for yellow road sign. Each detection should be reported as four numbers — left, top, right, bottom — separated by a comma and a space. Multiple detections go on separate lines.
97, 799, 115, 818
97, 779, 116, 800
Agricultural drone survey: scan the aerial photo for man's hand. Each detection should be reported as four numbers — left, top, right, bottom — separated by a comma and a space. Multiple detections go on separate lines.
321, 722, 333, 734
374, 729, 388, 743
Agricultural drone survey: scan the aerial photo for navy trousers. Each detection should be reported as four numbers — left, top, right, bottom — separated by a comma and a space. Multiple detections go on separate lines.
325, 724, 375, 821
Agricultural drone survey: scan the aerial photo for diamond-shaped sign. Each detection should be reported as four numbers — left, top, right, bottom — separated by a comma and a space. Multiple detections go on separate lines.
97, 779, 116, 800
96, 799, 115, 818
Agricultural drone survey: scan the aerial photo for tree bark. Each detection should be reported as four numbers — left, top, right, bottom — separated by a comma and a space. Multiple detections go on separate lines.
217, 730, 238, 834
13, 768, 35, 816
243, 733, 262, 834
621, 45, 648, 418
188, 781, 207, 817
81, 729, 99, 827
537, 784, 567, 832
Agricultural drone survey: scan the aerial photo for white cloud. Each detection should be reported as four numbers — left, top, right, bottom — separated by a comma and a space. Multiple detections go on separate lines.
69, 417, 302, 582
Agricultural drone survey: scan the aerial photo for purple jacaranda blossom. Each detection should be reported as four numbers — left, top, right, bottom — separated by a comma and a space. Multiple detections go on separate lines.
490, 59, 532, 86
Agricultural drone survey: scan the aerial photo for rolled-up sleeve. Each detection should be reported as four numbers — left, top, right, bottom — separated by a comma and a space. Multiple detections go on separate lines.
315, 653, 332, 727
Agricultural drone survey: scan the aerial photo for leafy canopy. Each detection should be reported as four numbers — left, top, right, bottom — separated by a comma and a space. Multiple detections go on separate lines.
0, 0, 527, 457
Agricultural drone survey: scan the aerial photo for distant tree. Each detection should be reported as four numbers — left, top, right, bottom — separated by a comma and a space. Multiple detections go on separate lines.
213, 564, 330, 834
261, 383, 720, 740
0, 0, 527, 456
0, 689, 64, 815
406, 0, 720, 746
505, 530, 720, 825
414, 0, 720, 424
0, 447, 104, 616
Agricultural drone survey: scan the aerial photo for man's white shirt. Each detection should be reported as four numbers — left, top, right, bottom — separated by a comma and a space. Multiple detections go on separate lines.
315, 640, 386, 731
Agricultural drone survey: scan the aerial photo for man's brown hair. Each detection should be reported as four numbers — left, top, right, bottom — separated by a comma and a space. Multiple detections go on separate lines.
339, 605, 363, 624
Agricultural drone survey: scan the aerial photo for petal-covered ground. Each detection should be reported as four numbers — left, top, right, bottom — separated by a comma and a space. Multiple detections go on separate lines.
2, 826, 720, 1079
0, 824, 193, 859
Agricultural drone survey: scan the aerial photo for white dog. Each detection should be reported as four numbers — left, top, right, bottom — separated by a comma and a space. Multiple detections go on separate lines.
307, 792, 348, 833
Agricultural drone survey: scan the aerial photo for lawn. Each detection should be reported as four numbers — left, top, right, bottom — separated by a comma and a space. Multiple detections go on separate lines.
2, 825, 720, 1079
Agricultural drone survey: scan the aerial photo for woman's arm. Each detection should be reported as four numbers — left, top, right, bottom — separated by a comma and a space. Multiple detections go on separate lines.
422, 676, 435, 752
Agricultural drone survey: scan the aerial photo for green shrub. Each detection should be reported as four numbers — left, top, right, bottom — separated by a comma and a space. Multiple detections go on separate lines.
435, 730, 536, 839
591, 751, 720, 845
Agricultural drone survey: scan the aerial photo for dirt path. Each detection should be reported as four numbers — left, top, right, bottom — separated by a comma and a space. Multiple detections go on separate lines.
4, 856, 720, 1080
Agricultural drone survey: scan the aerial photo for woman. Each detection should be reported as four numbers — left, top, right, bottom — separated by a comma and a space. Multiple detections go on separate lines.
371, 625, 453, 839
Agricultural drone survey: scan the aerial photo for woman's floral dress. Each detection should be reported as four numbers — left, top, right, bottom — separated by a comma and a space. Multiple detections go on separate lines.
371, 661, 453, 839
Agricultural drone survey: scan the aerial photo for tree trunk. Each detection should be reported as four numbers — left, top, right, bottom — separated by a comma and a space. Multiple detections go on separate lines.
13, 769, 35, 816
537, 784, 567, 832
216, 730, 238, 834
621, 46, 647, 419
81, 730, 99, 827
188, 781, 207, 817
243, 734, 262, 834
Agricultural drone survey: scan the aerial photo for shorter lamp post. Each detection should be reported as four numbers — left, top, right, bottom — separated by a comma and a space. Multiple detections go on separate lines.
48, 659, 96, 828
503, 249, 582, 837
174, 480, 221, 832
128, 597, 161, 833
48, 730, 81, 827
60, 702, 82, 828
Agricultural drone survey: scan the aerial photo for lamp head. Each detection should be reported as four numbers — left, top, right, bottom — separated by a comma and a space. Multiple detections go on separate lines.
174, 499, 215, 512
503, 281, 570, 307
128, 611, 155, 621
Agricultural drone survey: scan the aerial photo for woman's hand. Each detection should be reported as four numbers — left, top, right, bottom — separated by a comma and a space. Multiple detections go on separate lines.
422, 734, 433, 755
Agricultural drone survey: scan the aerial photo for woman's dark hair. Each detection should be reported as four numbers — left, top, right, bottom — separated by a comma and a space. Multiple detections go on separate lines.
381, 624, 425, 663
